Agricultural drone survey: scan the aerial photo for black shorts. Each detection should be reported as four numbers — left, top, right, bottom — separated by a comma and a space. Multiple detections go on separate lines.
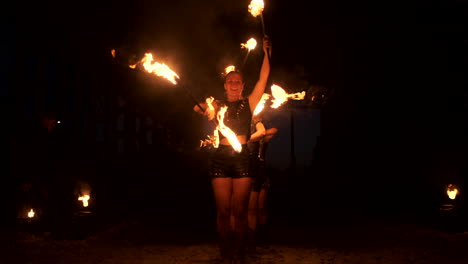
209, 145, 251, 178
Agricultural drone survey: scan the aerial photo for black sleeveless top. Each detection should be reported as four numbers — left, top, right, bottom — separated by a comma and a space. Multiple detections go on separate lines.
218, 98, 252, 140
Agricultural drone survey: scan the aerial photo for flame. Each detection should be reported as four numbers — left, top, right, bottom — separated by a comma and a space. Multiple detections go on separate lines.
78, 194, 90, 207
253, 93, 271, 116
241, 38, 257, 51
447, 189, 458, 200
224, 65, 236, 75
111, 49, 116, 58
217, 106, 242, 152
270, 84, 306, 108
200, 97, 241, 152
248, 0, 264, 17
200, 97, 219, 148
27, 209, 35, 218
446, 184, 459, 200
138, 53, 180, 85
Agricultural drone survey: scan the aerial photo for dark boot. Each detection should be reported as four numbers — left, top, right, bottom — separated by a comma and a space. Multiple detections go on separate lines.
218, 232, 233, 264
232, 232, 246, 264
257, 224, 269, 247
246, 228, 257, 256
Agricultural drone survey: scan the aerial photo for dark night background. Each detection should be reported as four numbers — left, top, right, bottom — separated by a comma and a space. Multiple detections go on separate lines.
1, 0, 467, 232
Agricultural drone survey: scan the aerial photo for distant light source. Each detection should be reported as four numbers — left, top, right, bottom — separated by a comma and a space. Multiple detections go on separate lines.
446, 184, 459, 200
27, 208, 35, 218
78, 194, 90, 207
57, 120, 61, 124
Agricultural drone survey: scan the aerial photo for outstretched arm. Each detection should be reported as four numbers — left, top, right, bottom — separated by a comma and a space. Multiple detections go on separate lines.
249, 121, 266, 143
248, 36, 271, 113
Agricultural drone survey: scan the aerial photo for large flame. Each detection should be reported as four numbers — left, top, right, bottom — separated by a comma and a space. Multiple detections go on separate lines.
138, 53, 180, 85
78, 194, 90, 207
248, 0, 264, 17
217, 106, 242, 152
199, 97, 242, 152
253, 93, 271, 116
270, 84, 306, 108
241, 38, 257, 51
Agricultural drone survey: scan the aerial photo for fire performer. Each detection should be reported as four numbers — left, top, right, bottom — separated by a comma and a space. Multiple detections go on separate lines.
247, 114, 278, 254
193, 36, 271, 264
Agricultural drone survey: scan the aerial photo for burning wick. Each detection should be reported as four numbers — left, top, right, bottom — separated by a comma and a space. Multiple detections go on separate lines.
224, 65, 236, 76
241, 38, 257, 51
248, 0, 264, 17
27, 209, 35, 218
78, 194, 90, 207
446, 184, 459, 200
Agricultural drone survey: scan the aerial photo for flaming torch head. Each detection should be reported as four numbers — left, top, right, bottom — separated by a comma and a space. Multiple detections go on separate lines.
253, 93, 271, 116
224, 65, 236, 76
241, 38, 257, 51
248, 0, 265, 17
78, 194, 90, 207
139, 53, 180, 85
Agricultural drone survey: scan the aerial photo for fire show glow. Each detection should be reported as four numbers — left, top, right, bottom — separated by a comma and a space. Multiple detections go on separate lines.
217, 106, 242, 152
224, 65, 236, 75
199, 97, 242, 152
253, 93, 271, 116
138, 53, 180, 85
270, 84, 306, 108
111, 49, 116, 58
78, 194, 91, 207
446, 184, 459, 200
27, 209, 35, 218
241, 38, 257, 51
248, 0, 264, 17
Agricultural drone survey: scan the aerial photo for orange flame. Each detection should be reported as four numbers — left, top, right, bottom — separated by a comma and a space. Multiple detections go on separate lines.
248, 0, 264, 17
111, 49, 116, 58
241, 38, 257, 51
270, 84, 306, 108
200, 97, 242, 152
78, 194, 90, 207
224, 65, 236, 75
253, 93, 271, 116
217, 106, 242, 152
138, 53, 180, 85
446, 184, 459, 200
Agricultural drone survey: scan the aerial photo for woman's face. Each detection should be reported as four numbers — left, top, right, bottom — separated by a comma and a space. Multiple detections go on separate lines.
224, 72, 244, 99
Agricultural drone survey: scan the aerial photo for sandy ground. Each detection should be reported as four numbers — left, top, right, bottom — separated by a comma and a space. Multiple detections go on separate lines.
3, 209, 468, 264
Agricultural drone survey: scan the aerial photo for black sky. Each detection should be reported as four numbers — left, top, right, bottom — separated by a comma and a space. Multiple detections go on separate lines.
4, 0, 467, 184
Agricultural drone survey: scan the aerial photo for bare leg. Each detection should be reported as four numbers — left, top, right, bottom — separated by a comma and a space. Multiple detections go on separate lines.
257, 187, 269, 246
248, 191, 259, 230
247, 190, 260, 254
258, 187, 268, 226
231, 177, 253, 264
212, 178, 233, 263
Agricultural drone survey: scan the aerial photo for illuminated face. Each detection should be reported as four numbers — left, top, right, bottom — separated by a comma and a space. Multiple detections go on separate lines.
224, 72, 244, 100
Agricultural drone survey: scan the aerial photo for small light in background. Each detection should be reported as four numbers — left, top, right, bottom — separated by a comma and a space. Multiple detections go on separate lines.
27, 208, 35, 218
446, 184, 459, 200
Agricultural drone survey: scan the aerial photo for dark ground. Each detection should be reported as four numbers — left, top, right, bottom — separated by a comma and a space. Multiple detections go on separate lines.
2, 146, 468, 263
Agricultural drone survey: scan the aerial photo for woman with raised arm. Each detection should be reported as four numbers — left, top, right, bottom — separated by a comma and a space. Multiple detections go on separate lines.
194, 36, 271, 264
